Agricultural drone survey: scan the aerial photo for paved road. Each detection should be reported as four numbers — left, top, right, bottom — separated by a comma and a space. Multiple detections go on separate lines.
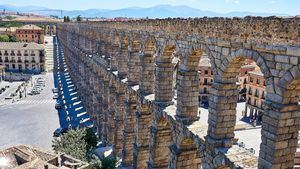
0, 73, 59, 151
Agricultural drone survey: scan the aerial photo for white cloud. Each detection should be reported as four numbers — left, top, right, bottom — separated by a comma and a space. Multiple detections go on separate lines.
225, 0, 240, 4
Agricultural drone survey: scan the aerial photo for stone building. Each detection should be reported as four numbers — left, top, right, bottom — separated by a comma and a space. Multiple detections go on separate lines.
198, 54, 213, 105
198, 57, 256, 105
0, 144, 89, 169
57, 17, 300, 169
0, 42, 45, 73
16, 24, 45, 44
244, 70, 266, 122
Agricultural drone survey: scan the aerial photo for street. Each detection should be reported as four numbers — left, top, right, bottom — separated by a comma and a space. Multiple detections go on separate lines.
0, 36, 92, 151
0, 73, 59, 151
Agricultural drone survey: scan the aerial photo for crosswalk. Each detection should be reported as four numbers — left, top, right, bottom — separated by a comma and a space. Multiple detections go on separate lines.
7, 99, 56, 105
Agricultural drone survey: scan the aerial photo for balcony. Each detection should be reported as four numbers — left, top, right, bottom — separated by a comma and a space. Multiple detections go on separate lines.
4, 59, 9, 62
24, 60, 29, 63
10, 60, 16, 63
17, 60, 22, 63
17, 53, 22, 56
31, 60, 36, 63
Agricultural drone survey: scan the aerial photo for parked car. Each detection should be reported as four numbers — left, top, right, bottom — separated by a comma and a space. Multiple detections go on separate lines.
55, 100, 63, 109
53, 93, 59, 99
53, 127, 68, 137
52, 88, 58, 93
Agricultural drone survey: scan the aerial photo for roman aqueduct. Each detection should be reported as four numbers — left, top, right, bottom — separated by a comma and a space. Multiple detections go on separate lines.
57, 17, 300, 168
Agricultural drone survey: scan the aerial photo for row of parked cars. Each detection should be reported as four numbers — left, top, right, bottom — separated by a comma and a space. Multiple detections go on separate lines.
28, 77, 45, 95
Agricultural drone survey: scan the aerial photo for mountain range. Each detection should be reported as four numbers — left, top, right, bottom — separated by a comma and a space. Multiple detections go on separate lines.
0, 4, 288, 18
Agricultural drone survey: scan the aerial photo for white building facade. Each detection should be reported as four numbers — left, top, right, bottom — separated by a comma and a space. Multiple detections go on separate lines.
0, 42, 45, 73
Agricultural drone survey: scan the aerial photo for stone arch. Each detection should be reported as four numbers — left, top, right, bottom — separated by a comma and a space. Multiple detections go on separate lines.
148, 117, 174, 169
217, 49, 271, 84
258, 66, 300, 168
206, 48, 271, 153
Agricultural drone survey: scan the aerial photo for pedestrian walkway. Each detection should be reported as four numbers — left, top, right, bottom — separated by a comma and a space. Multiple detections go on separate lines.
8, 99, 55, 105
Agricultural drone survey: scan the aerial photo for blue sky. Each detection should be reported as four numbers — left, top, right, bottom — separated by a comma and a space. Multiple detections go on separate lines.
0, 0, 299, 15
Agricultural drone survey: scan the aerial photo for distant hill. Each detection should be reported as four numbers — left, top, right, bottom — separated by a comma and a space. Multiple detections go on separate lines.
0, 4, 288, 18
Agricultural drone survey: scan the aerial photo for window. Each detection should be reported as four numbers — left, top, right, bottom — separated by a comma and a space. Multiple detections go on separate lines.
248, 87, 252, 95
205, 70, 208, 75
250, 77, 253, 83
12, 64, 15, 69
255, 89, 259, 97
243, 78, 247, 84
257, 79, 260, 85
262, 91, 265, 99
247, 97, 251, 104
204, 87, 207, 94
254, 99, 257, 107
204, 78, 208, 85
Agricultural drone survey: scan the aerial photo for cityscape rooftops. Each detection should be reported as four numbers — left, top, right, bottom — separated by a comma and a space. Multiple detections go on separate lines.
0, 42, 44, 50
17, 24, 43, 30
0, 145, 89, 169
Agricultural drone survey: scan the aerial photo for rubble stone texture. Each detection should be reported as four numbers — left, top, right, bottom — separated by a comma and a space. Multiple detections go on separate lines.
57, 17, 300, 169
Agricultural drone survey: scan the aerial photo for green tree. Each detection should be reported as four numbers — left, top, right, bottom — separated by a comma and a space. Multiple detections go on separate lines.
0, 35, 9, 42
101, 157, 117, 169
9, 35, 18, 42
66, 16, 70, 22
63, 16, 67, 22
76, 15, 82, 22
85, 128, 98, 151
52, 128, 88, 161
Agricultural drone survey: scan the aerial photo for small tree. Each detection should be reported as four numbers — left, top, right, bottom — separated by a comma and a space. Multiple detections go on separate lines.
9, 35, 18, 42
0, 35, 9, 42
63, 16, 67, 22
66, 16, 70, 22
52, 128, 88, 161
52, 128, 99, 162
